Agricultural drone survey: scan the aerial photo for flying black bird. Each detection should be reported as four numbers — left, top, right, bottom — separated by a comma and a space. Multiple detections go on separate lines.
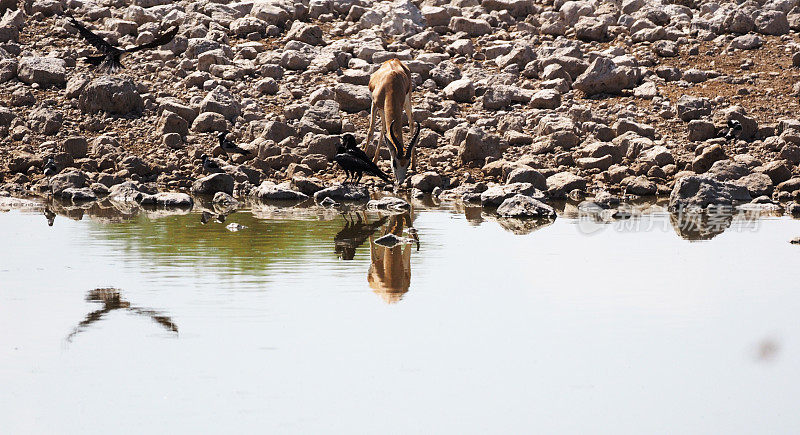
217, 131, 251, 157
200, 154, 222, 173
67, 16, 179, 72
334, 134, 392, 184
725, 118, 743, 141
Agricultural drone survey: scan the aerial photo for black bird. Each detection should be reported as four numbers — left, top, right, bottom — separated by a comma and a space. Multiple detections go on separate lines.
725, 119, 743, 141
334, 134, 392, 184
217, 131, 251, 157
68, 16, 179, 73
341, 133, 372, 163
43, 156, 58, 177
200, 154, 222, 173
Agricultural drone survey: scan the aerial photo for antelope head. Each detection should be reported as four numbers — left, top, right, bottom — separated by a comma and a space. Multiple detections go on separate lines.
386, 120, 420, 185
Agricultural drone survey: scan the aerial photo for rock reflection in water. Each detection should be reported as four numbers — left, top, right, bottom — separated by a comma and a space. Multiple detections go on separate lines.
669, 207, 735, 241
368, 212, 416, 304
44, 197, 192, 225
66, 288, 178, 343
334, 212, 388, 260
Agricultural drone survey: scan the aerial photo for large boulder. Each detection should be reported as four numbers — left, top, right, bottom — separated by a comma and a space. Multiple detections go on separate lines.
755, 10, 790, 35
252, 181, 308, 201
285, 21, 323, 45
449, 17, 492, 36
668, 175, 751, 211
62, 136, 88, 159
150, 192, 193, 208
760, 160, 793, 184
480, 182, 544, 207
410, 171, 442, 192
573, 57, 638, 95
251, 1, 292, 27
301, 99, 342, 134
676, 95, 711, 122
496, 194, 556, 219
200, 85, 241, 121
443, 79, 475, 103
546, 172, 587, 198
692, 145, 727, 174
313, 184, 370, 203
50, 170, 87, 197
732, 173, 774, 197
28, 108, 62, 135
482, 85, 530, 109
457, 127, 502, 164
79, 76, 143, 114
191, 173, 234, 195
17, 56, 66, 86
192, 112, 227, 132
506, 167, 546, 190
158, 111, 189, 136
333, 83, 371, 113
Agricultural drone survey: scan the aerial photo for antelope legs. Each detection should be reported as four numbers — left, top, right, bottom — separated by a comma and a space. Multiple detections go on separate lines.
404, 92, 416, 172
365, 102, 379, 162
375, 112, 387, 164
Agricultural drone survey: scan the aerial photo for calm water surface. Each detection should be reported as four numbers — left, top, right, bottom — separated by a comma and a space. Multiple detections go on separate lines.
1, 196, 799, 434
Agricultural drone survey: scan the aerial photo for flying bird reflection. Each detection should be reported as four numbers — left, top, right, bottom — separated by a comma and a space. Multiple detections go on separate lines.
65, 288, 178, 343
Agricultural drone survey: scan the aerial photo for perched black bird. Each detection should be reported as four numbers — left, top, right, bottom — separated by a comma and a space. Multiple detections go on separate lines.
217, 131, 251, 157
725, 119, 743, 141
68, 16, 179, 73
334, 134, 392, 184
200, 154, 222, 173
43, 156, 58, 177
341, 133, 372, 163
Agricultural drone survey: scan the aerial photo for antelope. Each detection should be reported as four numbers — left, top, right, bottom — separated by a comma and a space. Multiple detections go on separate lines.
364, 59, 421, 185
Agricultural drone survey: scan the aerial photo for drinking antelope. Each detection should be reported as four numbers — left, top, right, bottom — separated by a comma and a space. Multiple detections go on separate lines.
364, 59, 421, 185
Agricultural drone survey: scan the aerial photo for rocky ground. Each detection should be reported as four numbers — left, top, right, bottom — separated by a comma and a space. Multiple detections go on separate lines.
2, 0, 800, 217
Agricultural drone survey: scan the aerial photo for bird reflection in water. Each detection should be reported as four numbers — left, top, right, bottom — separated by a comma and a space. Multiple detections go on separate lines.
368, 212, 418, 304
65, 288, 178, 343
334, 212, 388, 260
44, 206, 56, 227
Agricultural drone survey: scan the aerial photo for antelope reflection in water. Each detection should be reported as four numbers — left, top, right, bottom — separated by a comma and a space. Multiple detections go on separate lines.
66, 288, 178, 343
368, 212, 419, 304
334, 212, 388, 260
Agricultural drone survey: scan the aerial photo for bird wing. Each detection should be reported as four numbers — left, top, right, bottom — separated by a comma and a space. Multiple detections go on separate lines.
125, 26, 179, 52
347, 145, 372, 163
336, 153, 392, 183
65, 308, 112, 342
224, 140, 251, 155
349, 150, 392, 183
129, 307, 179, 333
69, 17, 118, 54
